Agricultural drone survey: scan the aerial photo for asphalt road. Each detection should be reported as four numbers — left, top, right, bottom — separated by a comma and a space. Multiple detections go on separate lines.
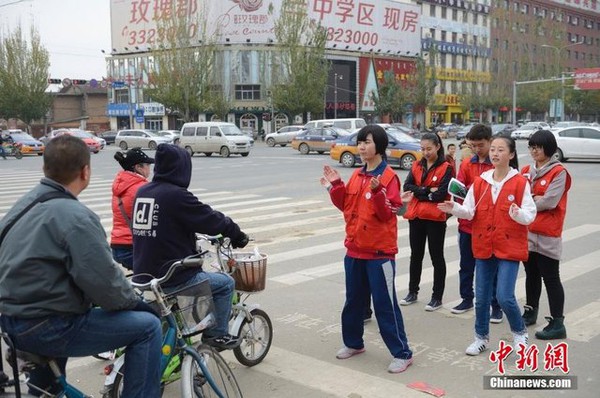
0, 139, 599, 398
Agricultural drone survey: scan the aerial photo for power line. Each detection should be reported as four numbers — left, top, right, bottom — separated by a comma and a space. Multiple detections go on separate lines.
0, 0, 31, 8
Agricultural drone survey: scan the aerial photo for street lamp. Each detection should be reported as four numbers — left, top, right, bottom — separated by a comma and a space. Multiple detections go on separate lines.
334, 73, 343, 119
541, 40, 584, 122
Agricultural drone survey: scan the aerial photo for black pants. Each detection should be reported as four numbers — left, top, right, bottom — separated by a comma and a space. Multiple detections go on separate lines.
524, 251, 565, 318
408, 218, 447, 301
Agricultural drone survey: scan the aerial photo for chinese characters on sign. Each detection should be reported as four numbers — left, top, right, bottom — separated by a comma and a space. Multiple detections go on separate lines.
110, 0, 421, 54
574, 68, 600, 90
489, 341, 570, 375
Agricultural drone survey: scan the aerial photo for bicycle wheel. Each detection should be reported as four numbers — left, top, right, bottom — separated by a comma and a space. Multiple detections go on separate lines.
233, 308, 272, 367
181, 344, 242, 398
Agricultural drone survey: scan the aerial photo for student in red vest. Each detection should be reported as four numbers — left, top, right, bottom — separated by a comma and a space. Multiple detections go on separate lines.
438, 136, 537, 355
321, 125, 413, 374
521, 130, 571, 340
400, 132, 452, 311
452, 124, 503, 323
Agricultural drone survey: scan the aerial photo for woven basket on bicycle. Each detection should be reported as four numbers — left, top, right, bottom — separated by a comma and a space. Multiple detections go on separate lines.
228, 252, 268, 293
159, 279, 215, 337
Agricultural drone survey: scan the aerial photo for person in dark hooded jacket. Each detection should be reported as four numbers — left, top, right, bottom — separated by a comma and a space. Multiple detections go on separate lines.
132, 144, 249, 349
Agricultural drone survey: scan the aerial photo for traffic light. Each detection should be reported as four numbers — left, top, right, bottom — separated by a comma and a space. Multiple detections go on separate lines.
47, 78, 61, 84
72, 79, 88, 85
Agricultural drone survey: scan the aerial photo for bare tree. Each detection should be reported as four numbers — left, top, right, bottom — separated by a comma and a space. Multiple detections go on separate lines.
272, 0, 329, 122
372, 71, 410, 123
0, 24, 50, 128
407, 52, 437, 128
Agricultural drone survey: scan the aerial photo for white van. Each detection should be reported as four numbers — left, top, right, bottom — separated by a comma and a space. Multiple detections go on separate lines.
179, 122, 252, 157
303, 118, 366, 132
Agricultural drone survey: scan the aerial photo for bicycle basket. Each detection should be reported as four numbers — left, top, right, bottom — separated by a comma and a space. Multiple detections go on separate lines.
230, 252, 268, 293
167, 279, 215, 337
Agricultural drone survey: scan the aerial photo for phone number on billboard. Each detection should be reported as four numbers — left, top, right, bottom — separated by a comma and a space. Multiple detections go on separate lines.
326, 27, 379, 46
122, 24, 198, 46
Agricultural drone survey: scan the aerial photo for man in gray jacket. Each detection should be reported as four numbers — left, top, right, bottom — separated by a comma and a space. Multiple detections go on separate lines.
0, 135, 162, 398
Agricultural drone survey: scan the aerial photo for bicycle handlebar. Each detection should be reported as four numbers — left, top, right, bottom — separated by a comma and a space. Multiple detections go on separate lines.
130, 255, 204, 290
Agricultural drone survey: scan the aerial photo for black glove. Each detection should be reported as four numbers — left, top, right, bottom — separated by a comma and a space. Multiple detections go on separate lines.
132, 299, 161, 319
231, 231, 249, 249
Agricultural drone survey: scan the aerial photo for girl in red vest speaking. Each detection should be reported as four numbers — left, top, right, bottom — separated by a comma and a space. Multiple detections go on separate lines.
521, 130, 571, 340
400, 132, 452, 311
438, 136, 536, 356
321, 125, 413, 374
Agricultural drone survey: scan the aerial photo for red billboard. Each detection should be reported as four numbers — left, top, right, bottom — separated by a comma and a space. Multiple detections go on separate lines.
574, 68, 600, 91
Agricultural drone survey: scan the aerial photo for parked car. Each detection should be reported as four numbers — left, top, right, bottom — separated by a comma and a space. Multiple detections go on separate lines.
178, 122, 252, 157
7, 132, 44, 155
435, 123, 460, 138
265, 125, 305, 147
511, 122, 547, 140
158, 130, 181, 144
491, 124, 517, 138
115, 129, 173, 150
330, 129, 422, 170
240, 127, 257, 140
455, 124, 476, 140
52, 129, 101, 153
549, 121, 586, 131
97, 130, 117, 145
291, 126, 351, 154
554, 126, 600, 162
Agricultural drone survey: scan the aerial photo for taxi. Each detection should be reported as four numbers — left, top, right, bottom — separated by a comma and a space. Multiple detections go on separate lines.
8, 132, 45, 155
330, 128, 422, 170
291, 126, 351, 154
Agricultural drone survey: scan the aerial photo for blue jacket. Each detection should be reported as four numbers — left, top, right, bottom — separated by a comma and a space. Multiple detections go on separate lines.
132, 144, 244, 287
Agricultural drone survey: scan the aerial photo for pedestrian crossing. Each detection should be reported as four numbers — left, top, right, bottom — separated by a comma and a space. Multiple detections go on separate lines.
1, 168, 599, 398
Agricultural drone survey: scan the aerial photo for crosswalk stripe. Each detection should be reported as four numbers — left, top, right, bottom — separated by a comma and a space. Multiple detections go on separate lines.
245, 213, 343, 234
212, 197, 290, 210
224, 200, 324, 215
564, 299, 600, 343
221, 346, 424, 398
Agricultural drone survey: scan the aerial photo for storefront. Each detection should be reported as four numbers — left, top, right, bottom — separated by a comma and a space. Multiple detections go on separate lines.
426, 94, 466, 126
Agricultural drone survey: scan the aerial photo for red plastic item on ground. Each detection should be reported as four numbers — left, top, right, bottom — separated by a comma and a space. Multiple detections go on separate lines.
407, 381, 446, 397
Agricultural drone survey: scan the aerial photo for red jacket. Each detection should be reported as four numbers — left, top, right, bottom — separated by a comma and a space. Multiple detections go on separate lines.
110, 170, 148, 246
456, 156, 494, 233
522, 164, 571, 237
471, 174, 529, 262
329, 164, 401, 259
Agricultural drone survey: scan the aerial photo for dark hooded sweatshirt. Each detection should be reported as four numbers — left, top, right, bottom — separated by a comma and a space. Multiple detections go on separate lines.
132, 144, 244, 287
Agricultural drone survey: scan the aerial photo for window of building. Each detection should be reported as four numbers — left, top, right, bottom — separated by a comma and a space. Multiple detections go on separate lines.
473, 35, 478, 45
462, 55, 468, 69
451, 54, 457, 68
452, 8, 457, 21
463, 10, 468, 22
429, 28, 435, 39
473, 13, 478, 24
494, 38, 499, 48
440, 80, 447, 94
493, 17, 499, 28
483, 16, 488, 27
503, 0, 509, 9
513, 2, 519, 12
492, 58, 499, 72
503, 40, 509, 50
430, 4, 436, 17
566, 50, 571, 59
452, 32, 457, 43
572, 16, 578, 26
574, 51, 579, 60
522, 4, 529, 14
115, 89, 129, 104
451, 81, 458, 93
441, 6, 447, 18
235, 85, 261, 100
462, 33, 468, 43
441, 30, 447, 42
440, 53, 447, 68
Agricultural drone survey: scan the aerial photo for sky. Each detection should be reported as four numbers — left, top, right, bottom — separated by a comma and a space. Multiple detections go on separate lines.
0, 0, 111, 80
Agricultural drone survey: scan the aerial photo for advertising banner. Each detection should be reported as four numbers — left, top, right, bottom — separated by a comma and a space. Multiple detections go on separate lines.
574, 68, 600, 91
110, 0, 421, 55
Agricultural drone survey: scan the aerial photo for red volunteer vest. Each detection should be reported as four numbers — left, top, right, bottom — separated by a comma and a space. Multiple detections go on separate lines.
343, 166, 399, 255
471, 174, 529, 262
404, 161, 450, 222
522, 164, 571, 237
457, 158, 494, 234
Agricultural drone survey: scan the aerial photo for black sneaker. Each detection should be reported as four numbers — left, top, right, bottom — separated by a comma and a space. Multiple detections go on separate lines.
364, 308, 373, 324
451, 299, 474, 314
424, 299, 443, 312
490, 307, 504, 324
399, 292, 418, 306
202, 334, 240, 349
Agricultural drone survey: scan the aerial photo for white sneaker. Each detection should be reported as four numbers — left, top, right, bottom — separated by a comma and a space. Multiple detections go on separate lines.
465, 337, 489, 356
513, 332, 529, 352
388, 357, 413, 373
335, 346, 365, 360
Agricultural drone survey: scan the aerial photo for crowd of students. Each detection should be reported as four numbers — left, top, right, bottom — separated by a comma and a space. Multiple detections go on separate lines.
323, 124, 570, 373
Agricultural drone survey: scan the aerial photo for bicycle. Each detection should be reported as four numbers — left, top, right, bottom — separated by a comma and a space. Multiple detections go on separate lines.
103, 235, 271, 397
197, 234, 273, 367
1, 256, 242, 398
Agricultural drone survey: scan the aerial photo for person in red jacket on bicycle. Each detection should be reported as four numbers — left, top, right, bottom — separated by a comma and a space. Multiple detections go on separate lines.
110, 148, 154, 270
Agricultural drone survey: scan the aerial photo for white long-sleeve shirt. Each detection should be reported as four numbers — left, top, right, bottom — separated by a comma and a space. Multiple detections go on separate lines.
450, 168, 537, 226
